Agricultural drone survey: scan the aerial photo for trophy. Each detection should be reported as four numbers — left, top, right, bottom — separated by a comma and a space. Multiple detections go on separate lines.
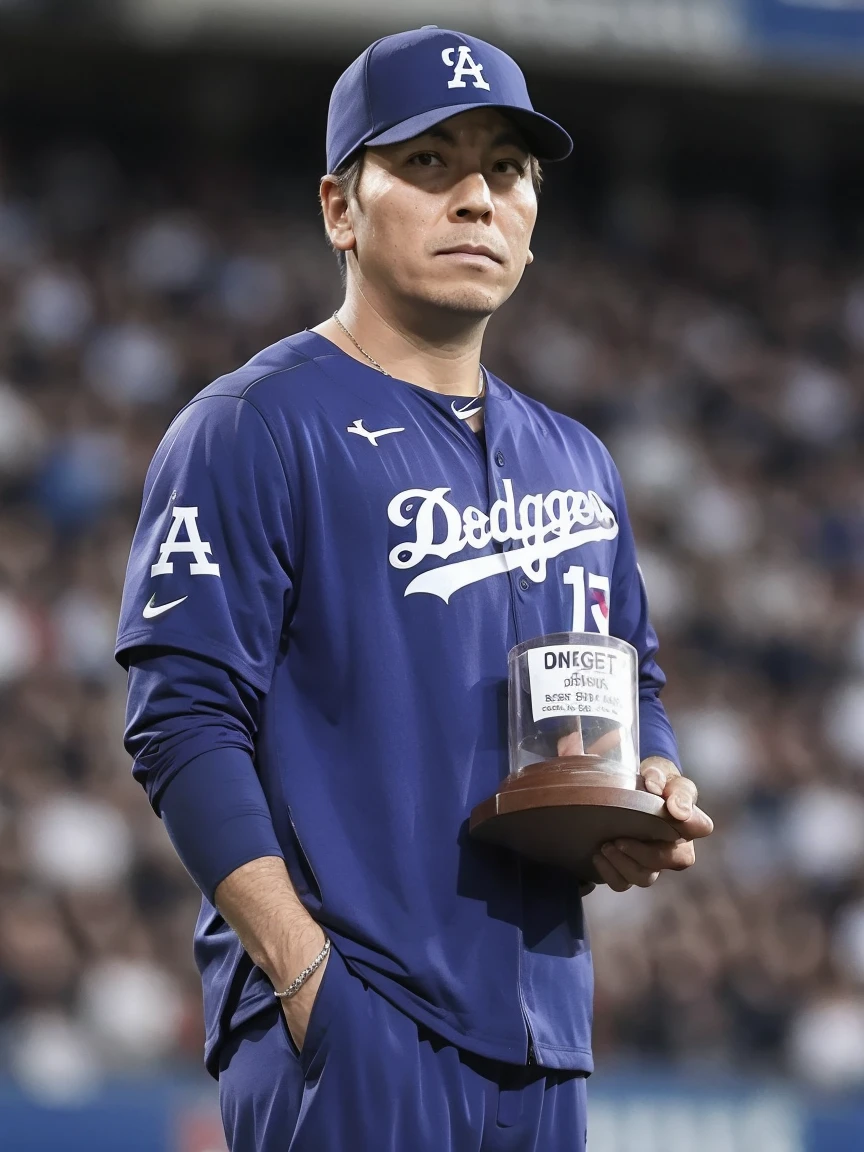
470, 632, 680, 882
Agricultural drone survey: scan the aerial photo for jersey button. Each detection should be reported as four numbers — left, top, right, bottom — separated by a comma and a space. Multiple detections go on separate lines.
519, 577, 530, 591
495, 450, 505, 467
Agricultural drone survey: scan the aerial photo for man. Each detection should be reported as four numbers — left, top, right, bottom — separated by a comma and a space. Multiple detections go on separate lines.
117, 26, 712, 1152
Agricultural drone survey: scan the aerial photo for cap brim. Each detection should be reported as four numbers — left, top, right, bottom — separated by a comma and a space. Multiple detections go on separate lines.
365, 103, 573, 163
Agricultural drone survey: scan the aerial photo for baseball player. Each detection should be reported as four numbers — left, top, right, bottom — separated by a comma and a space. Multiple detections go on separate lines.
117, 26, 712, 1152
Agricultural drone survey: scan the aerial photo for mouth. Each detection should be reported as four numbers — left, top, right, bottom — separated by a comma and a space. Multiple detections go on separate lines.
436, 245, 504, 265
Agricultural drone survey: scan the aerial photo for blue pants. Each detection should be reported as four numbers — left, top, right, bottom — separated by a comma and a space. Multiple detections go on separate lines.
219, 948, 588, 1152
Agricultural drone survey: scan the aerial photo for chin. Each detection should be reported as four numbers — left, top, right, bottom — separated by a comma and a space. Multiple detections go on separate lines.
419, 282, 507, 318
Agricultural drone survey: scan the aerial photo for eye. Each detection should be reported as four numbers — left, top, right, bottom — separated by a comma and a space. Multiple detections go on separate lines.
408, 151, 445, 168
492, 158, 527, 176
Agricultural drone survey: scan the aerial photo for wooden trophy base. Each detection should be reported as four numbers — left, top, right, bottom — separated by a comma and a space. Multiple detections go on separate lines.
469, 756, 680, 883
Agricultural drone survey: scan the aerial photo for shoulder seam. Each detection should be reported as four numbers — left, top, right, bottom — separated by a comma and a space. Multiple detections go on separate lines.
176, 356, 312, 414
239, 356, 311, 399
165, 359, 313, 490
162, 390, 295, 496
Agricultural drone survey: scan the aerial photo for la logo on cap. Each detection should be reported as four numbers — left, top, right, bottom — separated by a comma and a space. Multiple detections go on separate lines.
324, 26, 573, 172
442, 45, 490, 91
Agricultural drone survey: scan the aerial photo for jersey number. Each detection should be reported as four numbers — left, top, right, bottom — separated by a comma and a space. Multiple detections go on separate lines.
562, 566, 610, 635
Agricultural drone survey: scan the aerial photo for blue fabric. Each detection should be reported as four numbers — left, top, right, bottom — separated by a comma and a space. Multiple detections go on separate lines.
125, 651, 282, 903
160, 747, 283, 905
116, 329, 679, 1078
326, 27, 573, 171
125, 650, 259, 809
218, 946, 588, 1152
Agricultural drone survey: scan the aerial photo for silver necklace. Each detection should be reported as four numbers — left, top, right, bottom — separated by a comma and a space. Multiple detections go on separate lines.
332, 311, 484, 398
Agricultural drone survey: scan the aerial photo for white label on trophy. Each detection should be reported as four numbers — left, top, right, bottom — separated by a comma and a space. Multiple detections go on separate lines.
526, 644, 635, 725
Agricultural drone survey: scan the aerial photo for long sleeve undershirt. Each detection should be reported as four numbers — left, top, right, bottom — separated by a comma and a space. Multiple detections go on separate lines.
124, 649, 283, 904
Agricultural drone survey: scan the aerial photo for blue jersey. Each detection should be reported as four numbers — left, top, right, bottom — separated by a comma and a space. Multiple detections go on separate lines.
116, 330, 678, 1074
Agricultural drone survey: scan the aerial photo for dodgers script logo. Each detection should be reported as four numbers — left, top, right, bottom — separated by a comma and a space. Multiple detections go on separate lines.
441, 46, 490, 91
388, 479, 619, 602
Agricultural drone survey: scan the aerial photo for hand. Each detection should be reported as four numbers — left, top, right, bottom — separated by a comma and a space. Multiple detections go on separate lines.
277, 933, 330, 1052
592, 756, 714, 892
557, 727, 623, 758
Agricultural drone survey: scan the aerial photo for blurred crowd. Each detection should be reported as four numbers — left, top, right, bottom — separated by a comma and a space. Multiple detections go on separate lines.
0, 135, 863, 1100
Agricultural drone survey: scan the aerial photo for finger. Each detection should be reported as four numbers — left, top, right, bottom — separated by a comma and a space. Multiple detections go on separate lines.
592, 852, 633, 893
557, 729, 584, 757
612, 837, 695, 873
667, 804, 714, 841
598, 843, 660, 888
663, 775, 698, 821
585, 728, 622, 757
641, 763, 667, 796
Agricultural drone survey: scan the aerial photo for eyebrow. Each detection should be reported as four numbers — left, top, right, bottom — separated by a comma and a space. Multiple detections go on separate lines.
421, 125, 530, 154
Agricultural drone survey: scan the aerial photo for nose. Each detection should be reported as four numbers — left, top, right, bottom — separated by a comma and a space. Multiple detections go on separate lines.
449, 172, 494, 223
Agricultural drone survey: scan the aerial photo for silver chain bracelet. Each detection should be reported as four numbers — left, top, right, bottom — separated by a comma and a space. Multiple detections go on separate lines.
274, 937, 331, 1000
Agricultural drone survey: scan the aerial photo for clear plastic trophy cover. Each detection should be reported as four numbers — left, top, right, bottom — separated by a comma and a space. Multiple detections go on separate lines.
508, 631, 639, 787
470, 630, 683, 878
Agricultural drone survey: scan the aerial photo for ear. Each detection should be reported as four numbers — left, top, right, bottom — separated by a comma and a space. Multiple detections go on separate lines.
320, 175, 356, 255
526, 249, 534, 266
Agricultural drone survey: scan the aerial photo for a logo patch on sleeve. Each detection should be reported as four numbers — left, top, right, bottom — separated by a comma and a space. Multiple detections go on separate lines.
142, 593, 188, 619
150, 506, 220, 577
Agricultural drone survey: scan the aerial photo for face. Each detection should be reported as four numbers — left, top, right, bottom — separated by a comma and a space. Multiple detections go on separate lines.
324, 108, 539, 319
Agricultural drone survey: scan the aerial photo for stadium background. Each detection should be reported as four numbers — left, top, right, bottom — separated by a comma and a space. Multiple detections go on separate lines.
2, 1, 864, 1149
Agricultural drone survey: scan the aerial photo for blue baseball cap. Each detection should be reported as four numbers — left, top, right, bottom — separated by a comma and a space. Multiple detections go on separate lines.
326, 26, 573, 173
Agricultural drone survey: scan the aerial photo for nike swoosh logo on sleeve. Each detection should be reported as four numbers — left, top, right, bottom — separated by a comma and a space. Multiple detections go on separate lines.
143, 594, 188, 619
